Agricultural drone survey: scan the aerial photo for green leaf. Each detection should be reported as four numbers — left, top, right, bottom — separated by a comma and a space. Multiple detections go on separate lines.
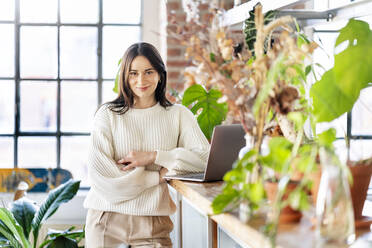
113, 58, 122, 94
289, 189, 310, 211
9, 198, 38, 240
0, 220, 21, 248
244, 6, 277, 54
305, 65, 311, 76
0, 208, 31, 248
297, 33, 310, 48
31, 180, 80, 248
311, 19, 372, 123
46, 236, 78, 248
310, 69, 354, 122
223, 167, 245, 183
182, 84, 227, 140
210, 52, 216, 62
211, 185, 240, 214
235, 149, 257, 172
335, 19, 372, 47
40, 227, 84, 248
317, 128, 336, 148
261, 137, 293, 173
249, 182, 265, 204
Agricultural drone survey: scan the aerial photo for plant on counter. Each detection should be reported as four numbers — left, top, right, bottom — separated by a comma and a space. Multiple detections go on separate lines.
213, 9, 372, 247
309, 18, 372, 227
0, 179, 84, 248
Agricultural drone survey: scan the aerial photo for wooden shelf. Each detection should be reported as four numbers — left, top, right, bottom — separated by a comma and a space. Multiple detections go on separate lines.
222, 0, 372, 28
221, 0, 310, 26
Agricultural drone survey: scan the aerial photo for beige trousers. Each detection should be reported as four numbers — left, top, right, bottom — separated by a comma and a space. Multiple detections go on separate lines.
85, 209, 173, 248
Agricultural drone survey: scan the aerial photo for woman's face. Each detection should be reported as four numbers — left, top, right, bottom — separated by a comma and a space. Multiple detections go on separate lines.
128, 56, 160, 104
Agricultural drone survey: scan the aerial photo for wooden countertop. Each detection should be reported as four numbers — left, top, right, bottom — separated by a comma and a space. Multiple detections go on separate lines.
168, 179, 372, 248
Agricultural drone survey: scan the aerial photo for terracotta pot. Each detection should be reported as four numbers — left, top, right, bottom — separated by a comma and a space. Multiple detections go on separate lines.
264, 181, 302, 223
349, 161, 372, 219
310, 161, 372, 220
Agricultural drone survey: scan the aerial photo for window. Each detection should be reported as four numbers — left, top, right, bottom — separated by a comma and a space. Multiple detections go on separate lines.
0, 0, 142, 187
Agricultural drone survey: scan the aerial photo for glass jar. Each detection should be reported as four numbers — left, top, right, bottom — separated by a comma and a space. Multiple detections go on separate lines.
315, 148, 355, 248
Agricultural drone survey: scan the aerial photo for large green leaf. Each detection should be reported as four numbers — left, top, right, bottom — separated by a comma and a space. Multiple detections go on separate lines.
46, 236, 78, 248
244, 4, 277, 54
40, 227, 85, 248
9, 197, 39, 240
0, 208, 31, 248
0, 220, 21, 248
182, 84, 227, 140
311, 19, 372, 123
31, 180, 80, 247
310, 70, 354, 122
335, 19, 372, 47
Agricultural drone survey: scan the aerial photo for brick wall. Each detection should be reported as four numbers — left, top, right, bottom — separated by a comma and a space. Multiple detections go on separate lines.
165, 0, 234, 93
165, 0, 189, 93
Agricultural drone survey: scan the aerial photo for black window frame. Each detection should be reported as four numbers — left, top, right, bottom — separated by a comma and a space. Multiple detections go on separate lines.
0, 0, 143, 180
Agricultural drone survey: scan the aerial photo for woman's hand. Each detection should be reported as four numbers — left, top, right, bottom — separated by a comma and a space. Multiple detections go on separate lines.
117, 151, 157, 171
159, 167, 169, 183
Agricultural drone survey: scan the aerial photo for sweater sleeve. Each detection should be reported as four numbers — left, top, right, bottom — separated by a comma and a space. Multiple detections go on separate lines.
87, 106, 160, 203
155, 105, 210, 173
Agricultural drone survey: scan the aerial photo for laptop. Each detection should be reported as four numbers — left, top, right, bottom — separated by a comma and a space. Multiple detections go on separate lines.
164, 124, 246, 182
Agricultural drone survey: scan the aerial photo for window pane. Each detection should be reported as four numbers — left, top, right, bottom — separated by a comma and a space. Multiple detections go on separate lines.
60, 0, 98, 23
0, 0, 14, 21
312, 32, 338, 76
103, 0, 141, 24
316, 113, 347, 138
61, 81, 97, 132
60, 27, 98, 79
102, 80, 117, 103
0, 24, 14, 77
20, 81, 57, 132
328, 0, 352, 9
0, 81, 14, 134
20, 26, 57, 79
18, 137, 56, 168
20, 0, 57, 23
350, 140, 372, 162
61, 136, 90, 187
103, 26, 140, 78
352, 87, 372, 135
0, 138, 13, 168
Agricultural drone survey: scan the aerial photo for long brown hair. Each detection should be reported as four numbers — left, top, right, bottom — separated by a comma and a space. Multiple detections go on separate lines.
106, 42, 172, 114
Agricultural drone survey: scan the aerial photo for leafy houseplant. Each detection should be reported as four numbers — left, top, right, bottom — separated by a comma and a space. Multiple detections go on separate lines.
181, 84, 228, 140
310, 18, 372, 222
169, 2, 319, 244
0, 179, 84, 248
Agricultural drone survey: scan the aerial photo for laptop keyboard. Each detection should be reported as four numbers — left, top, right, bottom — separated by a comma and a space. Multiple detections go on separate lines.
168, 172, 204, 179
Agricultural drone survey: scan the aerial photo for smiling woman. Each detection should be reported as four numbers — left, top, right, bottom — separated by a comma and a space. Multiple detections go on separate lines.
83, 42, 210, 248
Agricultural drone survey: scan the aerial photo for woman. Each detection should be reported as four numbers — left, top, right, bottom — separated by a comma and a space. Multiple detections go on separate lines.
84, 42, 210, 248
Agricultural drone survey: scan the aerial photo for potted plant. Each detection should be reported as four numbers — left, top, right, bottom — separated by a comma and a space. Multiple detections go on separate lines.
310, 18, 372, 226
167, 2, 320, 245
0, 179, 84, 248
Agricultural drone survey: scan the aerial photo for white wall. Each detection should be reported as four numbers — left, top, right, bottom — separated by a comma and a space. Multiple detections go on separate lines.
142, 0, 166, 59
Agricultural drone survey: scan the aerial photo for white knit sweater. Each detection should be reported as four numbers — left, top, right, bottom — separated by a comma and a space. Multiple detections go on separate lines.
83, 103, 210, 216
